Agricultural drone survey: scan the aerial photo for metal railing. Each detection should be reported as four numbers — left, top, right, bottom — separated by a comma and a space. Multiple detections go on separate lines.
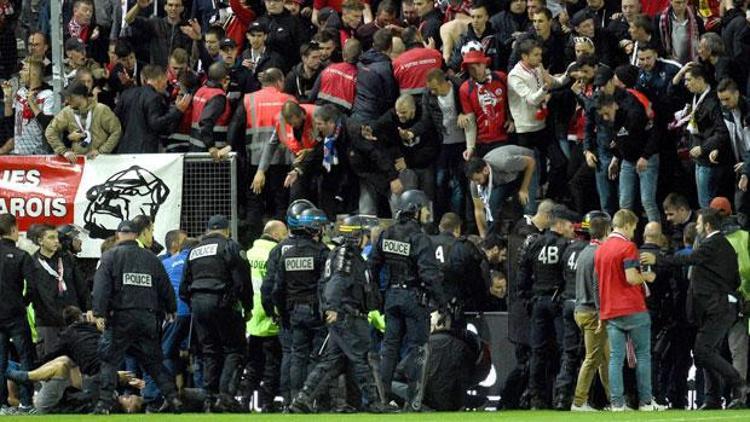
181, 153, 238, 240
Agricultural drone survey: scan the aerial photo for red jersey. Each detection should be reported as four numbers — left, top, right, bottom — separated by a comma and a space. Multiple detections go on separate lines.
595, 232, 648, 320
459, 71, 509, 144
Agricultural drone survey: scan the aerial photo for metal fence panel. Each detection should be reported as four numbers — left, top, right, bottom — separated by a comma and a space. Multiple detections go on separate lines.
181, 153, 238, 240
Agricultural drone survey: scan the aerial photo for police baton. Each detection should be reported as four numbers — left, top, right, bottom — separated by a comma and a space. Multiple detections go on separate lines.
317, 333, 330, 356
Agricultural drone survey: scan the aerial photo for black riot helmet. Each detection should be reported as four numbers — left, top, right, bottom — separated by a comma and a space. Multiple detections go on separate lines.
298, 207, 329, 235
286, 199, 316, 231
58, 224, 84, 254
338, 215, 379, 246
397, 189, 433, 223
581, 210, 612, 234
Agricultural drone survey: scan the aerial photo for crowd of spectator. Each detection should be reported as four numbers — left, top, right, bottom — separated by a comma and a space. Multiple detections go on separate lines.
3, 0, 750, 414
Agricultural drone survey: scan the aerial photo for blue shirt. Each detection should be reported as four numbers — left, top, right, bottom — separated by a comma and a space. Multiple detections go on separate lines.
162, 249, 191, 316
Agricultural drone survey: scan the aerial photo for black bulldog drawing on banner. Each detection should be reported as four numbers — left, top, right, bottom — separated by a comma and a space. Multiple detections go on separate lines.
83, 166, 170, 239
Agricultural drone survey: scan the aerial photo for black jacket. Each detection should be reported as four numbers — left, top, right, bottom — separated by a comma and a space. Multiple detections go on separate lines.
351, 49, 398, 122
721, 8, 750, 79
448, 23, 501, 71
373, 107, 440, 169
108, 62, 145, 96
419, 9, 444, 50
255, 11, 306, 68
293, 117, 353, 191
660, 233, 740, 323
114, 85, 184, 153
0, 238, 36, 322
241, 48, 287, 90
603, 17, 631, 67
611, 88, 658, 162
29, 251, 89, 327
690, 90, 731, 167
284, 62, 321, 103
490, 10, 530, 72
130, 16, 194, 67
92, 240, 176, 316
41, 321, 101, 375
510, 31, 567, 74
346, 118, 400, 193
418, 76, 463, 143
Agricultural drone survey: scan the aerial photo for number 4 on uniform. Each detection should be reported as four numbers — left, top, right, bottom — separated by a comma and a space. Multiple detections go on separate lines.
567, 252, 578, 271
435, 246, 445, 263
537, 246, 558, 264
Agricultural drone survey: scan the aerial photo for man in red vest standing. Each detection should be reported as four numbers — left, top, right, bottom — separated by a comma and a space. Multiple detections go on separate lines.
190, 62, 233, 160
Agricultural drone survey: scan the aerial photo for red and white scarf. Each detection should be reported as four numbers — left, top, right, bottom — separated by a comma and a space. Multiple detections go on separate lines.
658, 5, 699, 63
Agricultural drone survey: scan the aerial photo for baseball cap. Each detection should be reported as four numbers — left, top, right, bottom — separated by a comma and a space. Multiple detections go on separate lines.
219, 38, 237, 49
207, 214, 230, 230
247, 21, 268, 34
117, 220, 138, 233
592, 66, 614, 87
709, 197, 732, 217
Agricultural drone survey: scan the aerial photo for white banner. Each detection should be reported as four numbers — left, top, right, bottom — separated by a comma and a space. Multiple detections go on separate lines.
74, 154, 184, 258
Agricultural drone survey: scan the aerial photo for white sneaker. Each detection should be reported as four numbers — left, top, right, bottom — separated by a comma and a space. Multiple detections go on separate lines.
639, 401, 668, 411
611, 404, 635, 412
571, 403, 598, 412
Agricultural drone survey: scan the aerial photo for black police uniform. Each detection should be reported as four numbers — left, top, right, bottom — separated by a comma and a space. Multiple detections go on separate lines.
179, 233, 253, 402
262, 232, 329, 394
517, 229, 570, 406
92, 239, 178, 407
369, 217, 443, 410
552, 238, 588, 408
0, 238, 37, 407
292, 240, 383, 411
430, 231, 486, 329
501, 215, 542, 408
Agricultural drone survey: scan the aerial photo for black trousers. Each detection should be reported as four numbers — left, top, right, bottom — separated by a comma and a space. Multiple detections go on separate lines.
191, 293, 246, 396
553, 299, 581, 404
528, 295, 563, 403
692, 293, 742, 402
517, 128, 568, 202
303, 317, 379, 405
98, 310, 176, 405
245, 335, 282, 407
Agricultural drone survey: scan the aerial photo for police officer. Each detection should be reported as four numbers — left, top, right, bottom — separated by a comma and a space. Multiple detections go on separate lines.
262, 200, 330, 398
92, 220, 181, 414
430, 212, 486, 330
552, 219, 589, 410
502, 199, 555, 409
179, 215, 253, 412
517, 204, 579, 409
370, 189, 444, 411
289, 215, 397, 413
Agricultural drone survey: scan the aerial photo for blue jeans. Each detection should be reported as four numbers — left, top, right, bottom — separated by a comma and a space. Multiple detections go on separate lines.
619, 154, 660, 222
593, 150, 617, 215
435, 143, 466, 218
0, 317, 34, 406
606, 311, 652, 407
695, 165, 720, 209
487, 168, 539, 224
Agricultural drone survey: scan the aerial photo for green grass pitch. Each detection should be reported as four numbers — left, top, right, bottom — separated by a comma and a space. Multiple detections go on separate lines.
4, 411, 750, 421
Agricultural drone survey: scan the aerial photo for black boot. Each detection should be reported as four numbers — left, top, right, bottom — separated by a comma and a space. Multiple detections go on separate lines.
289, 390, 314, 414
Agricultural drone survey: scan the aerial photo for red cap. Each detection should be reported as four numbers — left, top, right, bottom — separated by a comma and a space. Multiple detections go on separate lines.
709, 196, 732, 217
461, 50, 490, 70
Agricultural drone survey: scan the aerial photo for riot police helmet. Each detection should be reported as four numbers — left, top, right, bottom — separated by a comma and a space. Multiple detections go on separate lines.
338, 215, 379, 245
298, 207, 329, 234
287, 199, 316, 230
397, 189, 432, 222
581, 210, 612, 234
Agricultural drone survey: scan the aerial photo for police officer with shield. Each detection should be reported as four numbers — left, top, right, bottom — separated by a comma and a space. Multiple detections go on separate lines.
262, 200, 330, 397
370, 190, 444, 412
289, 215, 397, 413
92, 220, 182, 414
179, 215, 253, 412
